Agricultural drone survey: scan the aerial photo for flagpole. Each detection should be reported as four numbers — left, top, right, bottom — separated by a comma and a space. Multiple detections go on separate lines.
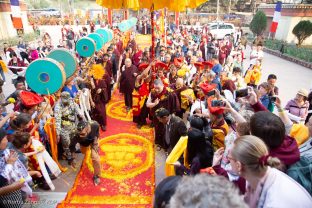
151, 4, 155, 59
217, 0, 219, 21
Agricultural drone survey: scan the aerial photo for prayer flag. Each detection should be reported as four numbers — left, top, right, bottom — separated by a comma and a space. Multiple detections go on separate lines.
10, 0, 23, 29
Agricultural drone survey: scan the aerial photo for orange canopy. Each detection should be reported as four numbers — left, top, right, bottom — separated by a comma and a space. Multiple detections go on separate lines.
96, 0, 208, 11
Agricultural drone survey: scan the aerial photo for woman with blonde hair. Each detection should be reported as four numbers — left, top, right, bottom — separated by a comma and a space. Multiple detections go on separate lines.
196, 50, 204, 62
229, 135, 312, 208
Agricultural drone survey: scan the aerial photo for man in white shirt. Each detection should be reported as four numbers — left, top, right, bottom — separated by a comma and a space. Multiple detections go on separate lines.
249, 45, 258, 66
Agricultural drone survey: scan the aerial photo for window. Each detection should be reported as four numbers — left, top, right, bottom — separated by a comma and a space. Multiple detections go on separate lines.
225, 24, 234, 29
219, 24, 227, 29
210, 25, 217, 30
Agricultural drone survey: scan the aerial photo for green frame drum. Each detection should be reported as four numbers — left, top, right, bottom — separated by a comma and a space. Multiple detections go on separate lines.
107, 29, 114, 41
88, 33, 104, 51
76, 37, 96, 57
128, 17, 138, 26
95, 28, 110, 44
25, 58, 66, 95
118, 20, 130, 32
47, 49, 77, 79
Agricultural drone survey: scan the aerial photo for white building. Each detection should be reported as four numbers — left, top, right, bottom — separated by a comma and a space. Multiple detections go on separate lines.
0, 0, 33, 40
259, 3, 312, 45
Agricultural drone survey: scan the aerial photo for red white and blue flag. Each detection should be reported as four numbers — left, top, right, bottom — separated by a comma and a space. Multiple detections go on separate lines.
10, 0, 23, 29
270, 1, 282, 33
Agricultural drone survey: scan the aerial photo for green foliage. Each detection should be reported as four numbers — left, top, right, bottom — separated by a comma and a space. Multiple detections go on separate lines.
265, 39, 312, 63
292, 20, 312, 46
0, 33, 40, 48
26, 0, 51, 9
249, 11, 267, 36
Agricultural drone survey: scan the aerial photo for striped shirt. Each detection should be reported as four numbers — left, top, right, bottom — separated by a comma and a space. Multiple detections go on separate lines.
299, 137, 312, 161
0, 175, 23, 208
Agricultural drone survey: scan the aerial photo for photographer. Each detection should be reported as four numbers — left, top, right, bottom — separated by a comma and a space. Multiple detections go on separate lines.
69, 120, 101, 186
206, 92, 229, 151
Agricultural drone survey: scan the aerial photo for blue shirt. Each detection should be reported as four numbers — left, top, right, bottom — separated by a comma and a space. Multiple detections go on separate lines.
62, 85, 78, 98
212, 64, 222, 78
260, 95, 270, 109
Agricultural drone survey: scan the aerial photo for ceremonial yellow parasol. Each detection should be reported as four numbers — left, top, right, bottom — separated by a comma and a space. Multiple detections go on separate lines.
96, 0, 208, 57
96, 0, 207, 12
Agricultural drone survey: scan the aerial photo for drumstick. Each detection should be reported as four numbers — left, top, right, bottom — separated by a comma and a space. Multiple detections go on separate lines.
30, 88, 51, 135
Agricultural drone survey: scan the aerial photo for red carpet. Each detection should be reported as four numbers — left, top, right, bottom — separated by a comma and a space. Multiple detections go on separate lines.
58, 90, 155, 208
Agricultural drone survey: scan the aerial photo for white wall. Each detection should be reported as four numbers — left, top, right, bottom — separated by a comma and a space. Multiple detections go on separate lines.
0, 12, 17, 39
275, 16, 312, 45
0, 11, 33, 40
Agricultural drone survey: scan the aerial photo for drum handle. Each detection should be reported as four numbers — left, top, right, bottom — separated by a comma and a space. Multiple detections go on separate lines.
29, 88, 50, 135
36, 88, 51, 122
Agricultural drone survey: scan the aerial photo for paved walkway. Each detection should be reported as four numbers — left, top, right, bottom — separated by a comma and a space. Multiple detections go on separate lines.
260, 52, 312, 103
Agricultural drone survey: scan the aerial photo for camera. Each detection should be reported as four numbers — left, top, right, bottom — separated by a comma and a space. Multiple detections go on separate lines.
234, 88, 249, 99
211, 100, 226, 107
269, 96, 277, 102
206, 90, 215, 97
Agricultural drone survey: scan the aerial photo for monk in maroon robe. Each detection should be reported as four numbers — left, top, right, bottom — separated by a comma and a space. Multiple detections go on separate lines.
90, 72, 110, 131
102, 54, 113, 100
115, 35, 124, 55
102, 54, 113, 78
172, 78, 189, 119
146, 79, 180, 150
127, 35, 137, 55
119, 58, 138, 111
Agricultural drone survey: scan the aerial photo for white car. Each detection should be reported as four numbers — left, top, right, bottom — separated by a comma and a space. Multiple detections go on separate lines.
208, 22, 235, 39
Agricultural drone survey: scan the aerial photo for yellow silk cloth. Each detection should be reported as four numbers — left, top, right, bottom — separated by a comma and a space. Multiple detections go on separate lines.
244, 68, 262, 85
96, 0, 207, 11
132, 90, 147, 116
0, 60, 8, 73
165, 136, 189, 176
123, 31, 131, 49
44, 118, 68, 172
290, 124, 309, 146
212, 122, 230, 151
180, 88, 196, 110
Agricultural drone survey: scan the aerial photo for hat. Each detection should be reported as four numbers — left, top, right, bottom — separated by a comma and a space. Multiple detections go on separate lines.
297, 88, 308, 98
138, 63, 149, 71
203, 61, 214, 69
155, 108, 170, 118
0, 128, 7, 142
155, 61, 169, 71
207, 97, 225, 115
20, 91, 44, 108
194, 62, 204, 69
77, 120, 89, 132
61, 91, 71, 101
199, 83, 216, 95
174, 57, 184, 66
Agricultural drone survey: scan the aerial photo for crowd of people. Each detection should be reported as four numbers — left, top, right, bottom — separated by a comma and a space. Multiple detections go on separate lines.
0, 18, 312, 208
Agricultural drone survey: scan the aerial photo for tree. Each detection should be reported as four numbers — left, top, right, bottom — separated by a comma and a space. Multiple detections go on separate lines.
249, 11, 267, 36
292, 20, 312, 46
